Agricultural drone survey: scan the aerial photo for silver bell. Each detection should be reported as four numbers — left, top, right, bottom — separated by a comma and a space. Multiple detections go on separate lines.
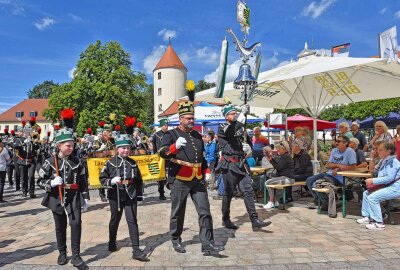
234, 63, 257, 87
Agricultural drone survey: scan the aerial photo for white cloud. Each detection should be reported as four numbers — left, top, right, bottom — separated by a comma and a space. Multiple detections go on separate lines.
302, 0, 336, 19
143, 45, 167, 74
0, 0, 25, 15
196, 47, 218, 64
204, 59, 242, 83
395, 10, 400, 19
379, 8, 387, 15
34, 17, 55, 31
68, 67, 76, 79
69, 13, 82, 21
158, 28, 177, 42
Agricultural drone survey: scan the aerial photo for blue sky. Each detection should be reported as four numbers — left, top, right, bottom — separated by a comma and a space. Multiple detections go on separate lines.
0, 0, 399, 112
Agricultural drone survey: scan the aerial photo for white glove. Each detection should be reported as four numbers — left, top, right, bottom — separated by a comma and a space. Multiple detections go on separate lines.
99, 144, 107, 151
51, 176, 63, 187
111, 176, 121, 186
205, 173, 212, 182
24, 138, 31, 144
175, 137, 187, 149
240, 104, 250, 115
82, 199, 89, 212
242, 143, 252, 155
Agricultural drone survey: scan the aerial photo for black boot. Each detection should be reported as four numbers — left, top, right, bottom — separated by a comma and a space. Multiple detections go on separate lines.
159, 194, 166, 200
132, 249, 150, 261
222, 220, 239, 230
172, 241, 186, 253
201, 242, 225, 253
57, 252, 68, 265
252, 219, 272, 231
71, 254, 88, 270
108, 242, 117, 252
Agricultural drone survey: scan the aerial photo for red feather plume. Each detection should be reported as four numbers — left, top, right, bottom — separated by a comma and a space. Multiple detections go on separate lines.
47, 131, 51, 136
21, 121, 26, 127
54, 125, 60, 131
4, 128, 9, 134
125, 116, 136, 127
137, 121, 143, 129
98, 121, 105, 128
60, 108, 75, 120
114, 125, 121, 131
29, 116, 36, 126
37, 128, 42, 134
86, 127, 92, 135
11, 130, 16, 136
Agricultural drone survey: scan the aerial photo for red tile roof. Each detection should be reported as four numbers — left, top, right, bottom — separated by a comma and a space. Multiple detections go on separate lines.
0, 99, 49, 122
158, 100, 224, 117
154, 45, 187, 72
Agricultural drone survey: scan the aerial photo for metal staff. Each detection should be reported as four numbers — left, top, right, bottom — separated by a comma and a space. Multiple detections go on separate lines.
53, 150, 64, 207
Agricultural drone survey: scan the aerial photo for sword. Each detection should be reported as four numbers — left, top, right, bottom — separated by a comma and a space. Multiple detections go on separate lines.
116, 181, 121, 211
53, 150, 64, 208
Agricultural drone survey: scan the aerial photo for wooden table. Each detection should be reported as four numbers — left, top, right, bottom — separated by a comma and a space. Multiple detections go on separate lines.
337, 170, 373, 217
250, 166, 270, 205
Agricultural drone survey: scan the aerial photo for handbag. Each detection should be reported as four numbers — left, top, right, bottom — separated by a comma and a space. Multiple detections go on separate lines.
367, 177, 400, 193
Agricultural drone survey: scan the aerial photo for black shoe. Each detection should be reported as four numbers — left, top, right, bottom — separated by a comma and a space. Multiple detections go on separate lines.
252, 219, 272, 231
132, 249, 150, 261
57, 252, 68, 265
30, 193, 36, 198
279, 197, 293, 204
172, 242, 186, 253
71, 254, 88, 270
108, 242, 117, 252
222, 220, 239, 230
159, 194, 166, 200
0, 199, 6, 203
201, 243, 225, 253
329, 213, 337, 218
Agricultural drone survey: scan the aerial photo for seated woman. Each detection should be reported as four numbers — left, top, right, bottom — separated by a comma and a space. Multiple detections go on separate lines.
356, 142, 400, 230
263, 141, 294, 209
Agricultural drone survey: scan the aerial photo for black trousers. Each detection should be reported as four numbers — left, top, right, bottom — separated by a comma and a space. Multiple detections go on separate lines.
6, 165, 13, 186
14, 158, 20, 190
158, 180, 166, 195
108, 195, 139, 249
0, 171, 6, 200
52, 209, 82, 255
170, 179, 214, 245
221, 170, 258, 222
19, 164, 35, 194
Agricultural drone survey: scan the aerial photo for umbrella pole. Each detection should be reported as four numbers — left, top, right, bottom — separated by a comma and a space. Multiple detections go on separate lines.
313, 116, 319, 175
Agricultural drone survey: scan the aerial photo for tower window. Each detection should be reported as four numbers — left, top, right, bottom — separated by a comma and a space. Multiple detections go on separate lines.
158, 72, 161, 80
158, 104, 163, 112
158, 88, 162, 96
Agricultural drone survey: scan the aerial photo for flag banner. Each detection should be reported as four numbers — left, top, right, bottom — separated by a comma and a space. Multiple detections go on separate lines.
379, 26, 398, 62
237, 0, 250, 34
331, 43, 350, 57
214, 38, 228, 98
87, 154, 166, 189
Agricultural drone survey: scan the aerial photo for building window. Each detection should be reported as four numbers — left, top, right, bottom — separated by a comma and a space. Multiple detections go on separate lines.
15, 111, 24, 118
5, 125, 9, 130
14, 125, 18, 131
158, 104, 163, 112
158, 88, 162, 96
29, 111, 38, 117
158, 72, 161, 80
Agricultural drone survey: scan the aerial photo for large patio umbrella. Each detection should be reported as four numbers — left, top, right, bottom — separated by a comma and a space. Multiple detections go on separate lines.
268, 114, 336, 130
196, 56, 400, 166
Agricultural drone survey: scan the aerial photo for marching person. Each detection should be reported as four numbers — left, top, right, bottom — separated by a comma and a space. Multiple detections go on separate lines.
150, 118, 169, 200
37, 109, 89, 269
158, 81, 224, 254
0, 138, 11, 203
217, 102, 271, 230
100, 133, 149, 261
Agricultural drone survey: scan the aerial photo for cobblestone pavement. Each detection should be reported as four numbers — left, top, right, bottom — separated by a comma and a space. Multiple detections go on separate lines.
1, 182, 400, 270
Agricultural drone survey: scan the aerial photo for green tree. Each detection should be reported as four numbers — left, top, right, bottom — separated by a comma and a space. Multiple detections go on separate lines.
195, 80, 215, 92
27, 80, 58, 99
343, 98, 400, 120
319, 104, 346, 121
44, 41, 150, 135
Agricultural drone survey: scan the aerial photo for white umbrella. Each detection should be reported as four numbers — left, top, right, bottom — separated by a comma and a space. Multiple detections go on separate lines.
196, 56, 400, 169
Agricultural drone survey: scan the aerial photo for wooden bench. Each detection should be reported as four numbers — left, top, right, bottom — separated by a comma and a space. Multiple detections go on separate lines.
312, 187, 345, 217
265, 181, 307, 210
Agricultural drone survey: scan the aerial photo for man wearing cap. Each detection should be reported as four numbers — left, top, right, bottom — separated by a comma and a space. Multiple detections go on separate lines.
158, 100, 224, 254
100, 134, 149, 261
37, 127, 90, 269
217, 103, 271, 230
351, 122, 367, 152
150, 118, 169, 200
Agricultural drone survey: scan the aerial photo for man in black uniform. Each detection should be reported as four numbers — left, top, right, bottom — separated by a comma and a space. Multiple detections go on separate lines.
159, 95, 224, 255
37, 110, 89, 269
100, 134, 149, 261
217, 103, 271, 231
3, 129, 14, 190
150, 118, 169, 200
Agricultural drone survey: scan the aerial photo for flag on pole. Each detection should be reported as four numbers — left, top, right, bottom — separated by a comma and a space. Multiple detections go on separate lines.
331, 43, 351, 57
214, 37, 228, 98
379, 26, 398, 62
237, 0, 250, 34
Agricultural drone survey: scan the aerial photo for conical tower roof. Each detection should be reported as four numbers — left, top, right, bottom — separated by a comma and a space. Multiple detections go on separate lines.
153, 45, 187, 72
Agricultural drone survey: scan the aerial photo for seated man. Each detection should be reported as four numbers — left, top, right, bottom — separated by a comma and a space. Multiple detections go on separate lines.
349, 138, 368, 168
306, 135, 357, 209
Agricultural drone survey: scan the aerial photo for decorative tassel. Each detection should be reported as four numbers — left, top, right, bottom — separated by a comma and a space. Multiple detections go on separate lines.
186, 80, 195, 102
98, 120, 105, 128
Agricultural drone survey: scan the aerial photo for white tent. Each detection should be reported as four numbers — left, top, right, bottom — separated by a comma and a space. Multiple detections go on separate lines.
196, 56, 400, 167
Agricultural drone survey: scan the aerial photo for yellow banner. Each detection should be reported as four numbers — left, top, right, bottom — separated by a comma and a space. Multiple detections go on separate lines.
87, 154, 166, 189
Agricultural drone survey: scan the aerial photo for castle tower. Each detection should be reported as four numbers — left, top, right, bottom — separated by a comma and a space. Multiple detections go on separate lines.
153, 44, 187, 123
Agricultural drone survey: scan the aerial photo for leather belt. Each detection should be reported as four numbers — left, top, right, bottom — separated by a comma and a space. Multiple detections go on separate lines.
170, 158, 202, 168
120, 179, 134, 185
63, 183, 79, 190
